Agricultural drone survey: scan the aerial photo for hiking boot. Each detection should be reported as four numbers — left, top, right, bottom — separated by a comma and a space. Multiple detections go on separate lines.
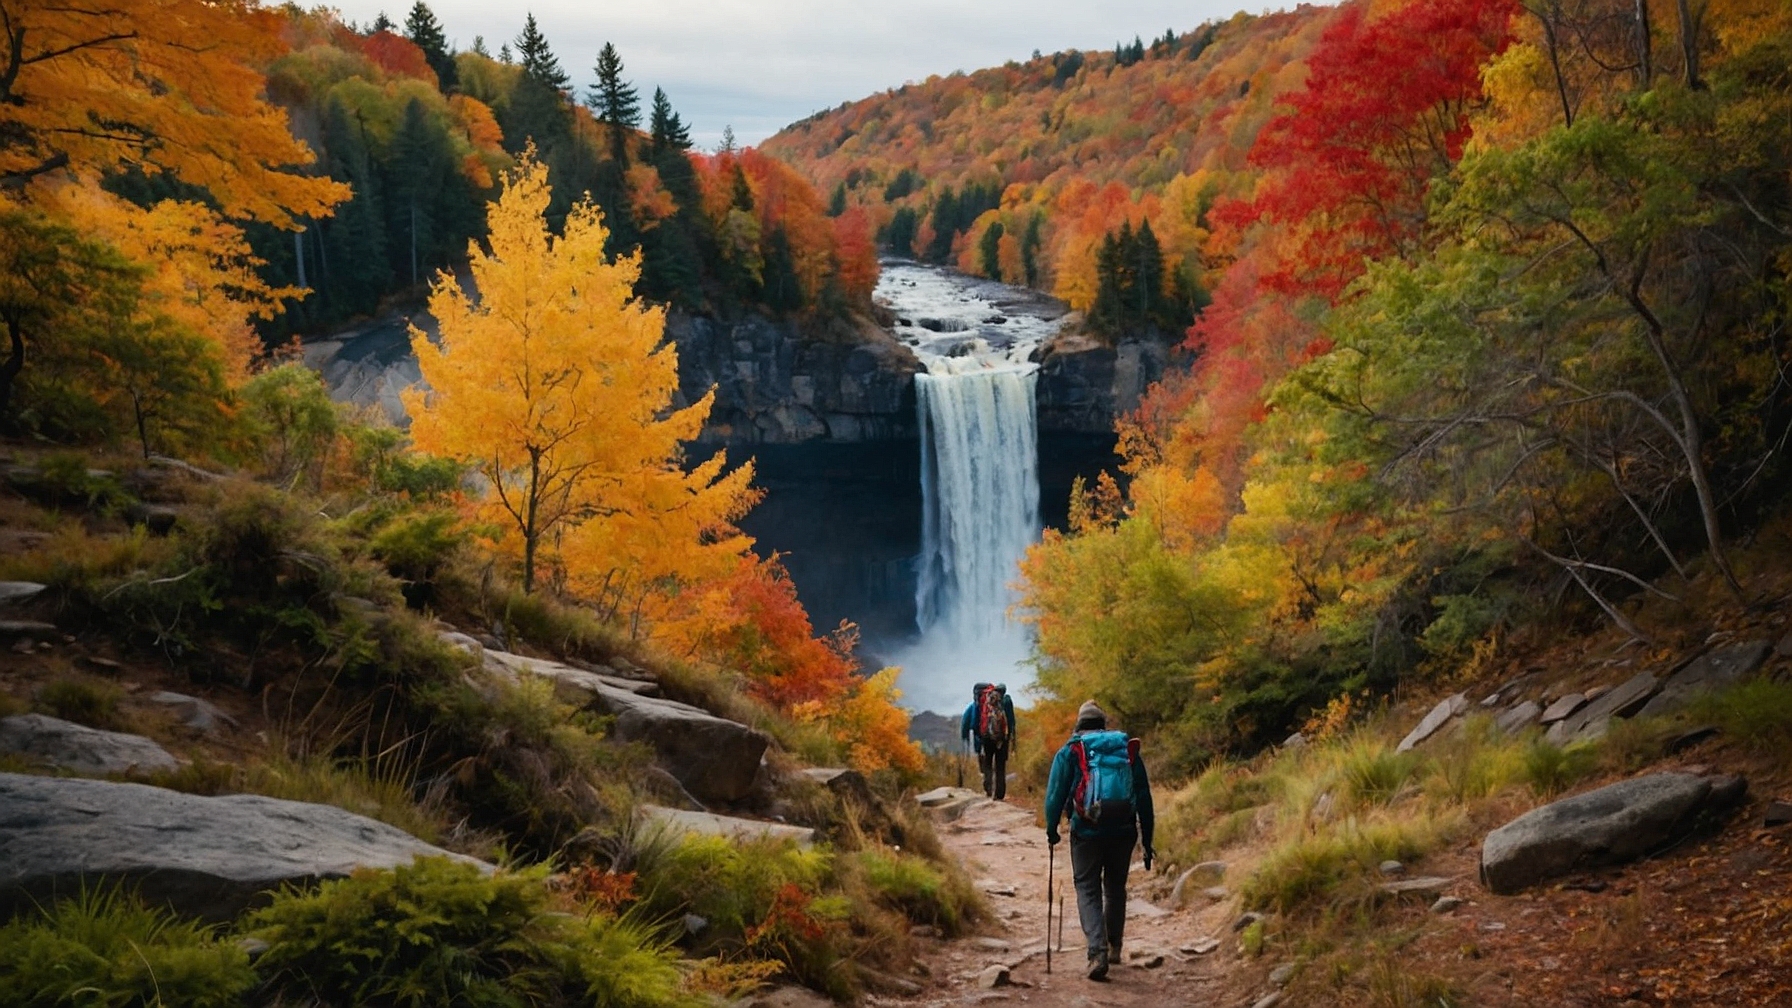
1108, 943, 1122, 966
1086, 949, 1109, 981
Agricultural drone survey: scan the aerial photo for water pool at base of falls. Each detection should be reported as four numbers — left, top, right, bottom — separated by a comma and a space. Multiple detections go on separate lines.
875, 261, 1069, 714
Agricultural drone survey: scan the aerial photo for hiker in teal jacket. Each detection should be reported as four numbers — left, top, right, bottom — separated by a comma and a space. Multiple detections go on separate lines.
960, 683, 1016, 799
1044, 700, 1154, 981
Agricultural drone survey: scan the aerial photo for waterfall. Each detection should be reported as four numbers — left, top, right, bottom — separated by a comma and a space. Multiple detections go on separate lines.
874, 261, 1063, 713
915, 361, 1040, 648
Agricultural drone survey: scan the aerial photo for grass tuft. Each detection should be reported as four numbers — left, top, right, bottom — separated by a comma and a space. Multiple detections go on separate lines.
34, 676, 128, 731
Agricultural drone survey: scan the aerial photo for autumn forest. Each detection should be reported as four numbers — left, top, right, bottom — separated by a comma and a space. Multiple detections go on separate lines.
2, 0, 1792, 1003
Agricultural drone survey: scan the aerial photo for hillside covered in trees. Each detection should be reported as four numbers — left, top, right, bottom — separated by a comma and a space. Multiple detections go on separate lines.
760, 7, 1335, 333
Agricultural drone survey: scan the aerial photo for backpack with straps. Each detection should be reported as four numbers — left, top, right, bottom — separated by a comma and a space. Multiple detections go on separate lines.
1069, 730, 1137, 827
976, 686, 1009, 745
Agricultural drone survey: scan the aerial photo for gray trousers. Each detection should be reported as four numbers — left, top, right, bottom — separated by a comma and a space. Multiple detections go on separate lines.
1069, 831, 1135, 957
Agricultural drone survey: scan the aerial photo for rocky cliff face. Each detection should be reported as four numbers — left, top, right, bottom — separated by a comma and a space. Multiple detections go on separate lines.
668, 311, 921, 445
1034, 329, 1181, 435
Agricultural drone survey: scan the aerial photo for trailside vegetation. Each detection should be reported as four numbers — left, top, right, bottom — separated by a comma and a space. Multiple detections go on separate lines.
1014, 0, 1792, 777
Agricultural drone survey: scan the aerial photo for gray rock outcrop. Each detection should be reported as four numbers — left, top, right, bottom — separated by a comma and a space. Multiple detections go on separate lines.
0, 773, 487, 920
671, 311, 921, 444
1480, 772, 1747, 893
1495, 700, 1542, 736
482, 648, 768, 803
1636, 641, 1771, 719
639, 804, 815, 848
1034, 331, 1179, 435
0, 714, 179, 775
1546, 671, 1660, 744
1398, 693, 1469, 752
0, 582, 46, 606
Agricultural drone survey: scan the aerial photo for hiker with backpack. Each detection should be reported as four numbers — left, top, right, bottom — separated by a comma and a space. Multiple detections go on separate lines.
960, 682, 1016, 799
1043, 700, 1155, 981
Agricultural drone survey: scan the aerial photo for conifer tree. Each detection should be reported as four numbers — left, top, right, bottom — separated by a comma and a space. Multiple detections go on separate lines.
404, 3, 458, 91
649, 89, 692, 155
828, 182, 847, 217
979, 220, 1004, 278
718, 125, 736, 154
588, 43, 640, 165
513, 14, 568, 92
371, 11, 394, 32
319, 99, 390, 317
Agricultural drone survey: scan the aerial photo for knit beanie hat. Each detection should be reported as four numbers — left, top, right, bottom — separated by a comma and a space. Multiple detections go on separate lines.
1075, 700, 1106, 731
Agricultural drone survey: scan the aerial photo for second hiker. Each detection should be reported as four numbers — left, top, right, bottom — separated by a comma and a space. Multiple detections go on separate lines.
960, 682, 1016, 799
1044, 700, 1155, 981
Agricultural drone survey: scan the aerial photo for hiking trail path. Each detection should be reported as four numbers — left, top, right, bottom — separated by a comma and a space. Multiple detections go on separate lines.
882, 793, 1249, 1008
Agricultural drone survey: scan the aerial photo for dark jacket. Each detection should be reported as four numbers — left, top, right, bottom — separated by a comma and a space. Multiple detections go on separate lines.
960, 692, 1016, 753
1043, 730, 1154, 845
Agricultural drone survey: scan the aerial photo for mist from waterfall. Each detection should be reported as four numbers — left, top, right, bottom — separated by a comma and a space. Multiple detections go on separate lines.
875, 262, 1064, 713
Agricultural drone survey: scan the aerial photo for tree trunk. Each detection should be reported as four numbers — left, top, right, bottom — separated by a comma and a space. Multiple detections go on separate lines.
1675, 0, 1702, 89
521, 450, 542, 593
1634, 0, 1653, 88
0, 314, 23, 422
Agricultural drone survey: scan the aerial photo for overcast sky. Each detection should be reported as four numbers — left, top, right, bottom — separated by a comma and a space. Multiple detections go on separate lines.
330, 0, 1287, 149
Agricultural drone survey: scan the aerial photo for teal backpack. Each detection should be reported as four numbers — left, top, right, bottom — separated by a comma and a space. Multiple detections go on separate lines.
1069, 730, 1138, 827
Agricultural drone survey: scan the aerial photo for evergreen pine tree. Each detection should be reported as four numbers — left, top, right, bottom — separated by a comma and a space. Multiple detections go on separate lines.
828, 182, 847, 217
718, 125, 736, 154
761, 228, 803, 311
648, 88, 692, 155
883, 206, 919, 256
514, 14, 569, 92
499, 42, 513, 63
979, 220, 1004, 278
1133, 218, 1165, 321
926, 187, 957, 263
384, 98, 459, 287
587, 43, 640, 165
1020, 212, 1043, 287
320, 99, 391, 319
371, 11, 394, 32
404, 3, 458, 91
731, 164, 754, 211
471, 35, 489, 56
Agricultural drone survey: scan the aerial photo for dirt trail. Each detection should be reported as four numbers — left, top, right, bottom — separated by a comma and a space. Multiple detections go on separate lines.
887, 796, 1250, 1008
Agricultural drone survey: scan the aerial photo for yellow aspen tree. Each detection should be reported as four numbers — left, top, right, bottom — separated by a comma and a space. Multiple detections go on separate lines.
405, 153, 756, 596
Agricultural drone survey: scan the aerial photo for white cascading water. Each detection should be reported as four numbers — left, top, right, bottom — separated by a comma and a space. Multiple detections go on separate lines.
874, 262, 1068, 712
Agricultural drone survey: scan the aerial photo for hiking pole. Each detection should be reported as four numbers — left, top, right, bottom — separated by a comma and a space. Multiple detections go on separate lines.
1057, 896, 1065, 952
956, 740, 966, 789
1045, 841, 1054, 975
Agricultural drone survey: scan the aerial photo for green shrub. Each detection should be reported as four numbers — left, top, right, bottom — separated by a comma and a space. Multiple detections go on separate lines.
1422, 718, 1522, 804
34, 676, 127, 730
849, 849, 977, 935
0, 886, 255, 1008
370, 509, 466, 585
249, 856, 688, 1008
1240, 814, 1451, 912
632, 833, 853, 998
6, 451, 134, 511
241, 363, 340, 485
1340, 741, 1421, 806
1688, 678, 1792, 754
1521, 738, 1599, 797
1598, 715, 1674, 771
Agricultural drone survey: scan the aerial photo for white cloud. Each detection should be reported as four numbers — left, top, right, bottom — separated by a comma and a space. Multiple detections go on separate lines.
329, 0, 1288, 148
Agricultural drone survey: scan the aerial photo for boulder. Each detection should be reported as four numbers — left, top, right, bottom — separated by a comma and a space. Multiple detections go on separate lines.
0, 581, 46, 606
1539, 693, 1586, 725
1637, 641, 1771, 719
486, 649, 766, 802
1495, 700, 1543, 736
1546, 671, 1660, 745
638, 804, 815, 848
148, 691, 236, 734
0, 714, 179, 775
975, 965, 1011, 989
916, 786, 987, 821
0, 773, 487, 921
801, 767, 873, 807
0, 619, 57, 638
1169, 861, 1227, 908
1397, 693, 1469, 752
736, 987, 835, 1008
1480, 772, 1747, 893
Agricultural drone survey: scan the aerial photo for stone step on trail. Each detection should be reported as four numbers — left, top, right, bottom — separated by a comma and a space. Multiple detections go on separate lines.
0, 772, 488, 921
1636, 640, 1771, 719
